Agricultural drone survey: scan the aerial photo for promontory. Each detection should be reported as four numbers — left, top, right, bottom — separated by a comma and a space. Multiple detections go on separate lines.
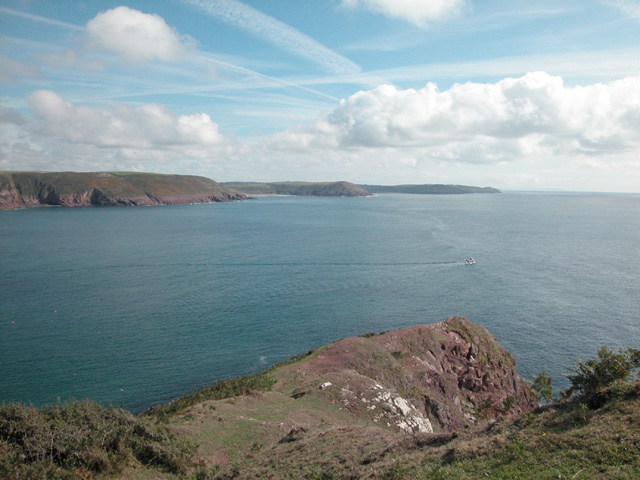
0, 171, 246, 209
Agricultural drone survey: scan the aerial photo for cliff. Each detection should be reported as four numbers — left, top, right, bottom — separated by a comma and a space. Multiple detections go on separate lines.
0, 171, 246, 209
222, 181, 371, 197
362, 184, 501, 194
3, 317, 639, 479
159, 317, 536, 476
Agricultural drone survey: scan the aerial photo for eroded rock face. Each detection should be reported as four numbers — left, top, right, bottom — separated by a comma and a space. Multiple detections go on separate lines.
280, 316, 537, 433
0, 172, 246, 209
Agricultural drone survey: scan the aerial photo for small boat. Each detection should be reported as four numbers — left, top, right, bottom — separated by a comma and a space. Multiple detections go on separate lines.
465, 258, 476, 265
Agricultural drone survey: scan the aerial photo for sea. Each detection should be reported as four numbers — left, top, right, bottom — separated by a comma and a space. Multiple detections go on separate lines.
1, 192, 639, 413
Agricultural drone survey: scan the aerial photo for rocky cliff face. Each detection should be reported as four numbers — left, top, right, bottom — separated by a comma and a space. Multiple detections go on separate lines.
0, 172, 246, 209
274, 316, 535, 434
168, 317, 536, 476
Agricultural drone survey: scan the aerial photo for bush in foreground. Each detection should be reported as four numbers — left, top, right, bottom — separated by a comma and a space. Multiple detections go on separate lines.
0, 401, 194, 479
563, 345, 640, 403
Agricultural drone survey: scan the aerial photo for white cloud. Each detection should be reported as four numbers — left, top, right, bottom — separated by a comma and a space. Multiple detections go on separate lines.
26, 90, 228, 149
181, 0, 360, 74
341, 0, 467, 26
265, 72, 640, 166
86, 6, 190, 63
0, 90, 235, 174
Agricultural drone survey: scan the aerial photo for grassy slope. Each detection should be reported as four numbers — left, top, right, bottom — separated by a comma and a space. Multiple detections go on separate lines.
3, 383, 637, 479
170, 383, 640, 479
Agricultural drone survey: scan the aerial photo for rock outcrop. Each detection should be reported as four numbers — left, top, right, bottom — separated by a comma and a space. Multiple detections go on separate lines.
0, 171, 246, 209
167, 317, 537, 477
275, 316, 536, 433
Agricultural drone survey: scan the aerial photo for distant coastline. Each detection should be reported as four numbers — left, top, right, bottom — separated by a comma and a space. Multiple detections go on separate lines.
1, 172, 502, 210
222, 180, 370, 197
225, 181, 500, 197
361, 184, 501, 194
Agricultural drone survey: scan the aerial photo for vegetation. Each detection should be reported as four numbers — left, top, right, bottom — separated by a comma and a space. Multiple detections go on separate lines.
2, 342, 639, 479
149, 372, 277, 419
529, 370, 554, 404
562, 346, 640, 402
0, 401, 194, 479
149, 348, 317, 419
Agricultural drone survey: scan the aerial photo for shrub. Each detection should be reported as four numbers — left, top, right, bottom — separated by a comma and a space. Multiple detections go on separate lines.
503, 396, 516, 413
563, 346, 640, 401
0, 401, 194, 479
574, 402, 589, 424
359, 332, 378, 338
530, 370, 554, 404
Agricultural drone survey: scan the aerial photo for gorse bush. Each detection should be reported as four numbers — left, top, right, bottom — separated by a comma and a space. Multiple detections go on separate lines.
563, 346, 640, 400
0, 401, 194, 479
530, 370, 554, 404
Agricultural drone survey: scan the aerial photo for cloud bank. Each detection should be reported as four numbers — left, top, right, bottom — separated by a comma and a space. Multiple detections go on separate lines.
3, 74, 639, 190
266, 72, 640, 165
27, 90, 227, 149
341, 0, 467, 26
86, 6, 190, 63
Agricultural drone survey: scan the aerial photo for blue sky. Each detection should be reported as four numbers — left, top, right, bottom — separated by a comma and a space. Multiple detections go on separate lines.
1, 0, 640, 191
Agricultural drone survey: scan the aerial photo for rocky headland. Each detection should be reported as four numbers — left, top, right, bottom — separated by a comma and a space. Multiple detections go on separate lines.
3, 317, 639, 479
0, 171, 246, 209
154, 316, 536, 477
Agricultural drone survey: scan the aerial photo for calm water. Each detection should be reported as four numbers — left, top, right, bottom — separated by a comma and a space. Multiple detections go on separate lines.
1, 193, 639, 412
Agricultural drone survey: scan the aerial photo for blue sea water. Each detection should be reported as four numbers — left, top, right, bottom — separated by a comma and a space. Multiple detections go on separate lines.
1, 193, 639, 413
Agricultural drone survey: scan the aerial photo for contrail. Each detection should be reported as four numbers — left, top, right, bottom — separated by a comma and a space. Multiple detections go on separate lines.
180, 0, 361, 75
0, 6, 84, 31
194, 54, 342, 101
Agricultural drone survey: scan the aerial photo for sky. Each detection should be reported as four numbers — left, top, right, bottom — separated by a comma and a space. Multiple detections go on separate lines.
1, 0, 640, 192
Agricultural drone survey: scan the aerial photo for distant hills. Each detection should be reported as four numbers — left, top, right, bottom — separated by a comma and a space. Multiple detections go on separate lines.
222, 181, 370, 197
225, 181, 500, 196
0, 172, 501, 210
361, 184, 501, 194
0, 172, 246, 210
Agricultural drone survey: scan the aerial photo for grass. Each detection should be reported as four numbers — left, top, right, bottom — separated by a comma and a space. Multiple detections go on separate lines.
381, 383, 640, 479
149, 373, 277, 420
150, 348, 318, 420
3, 338, 639, 480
